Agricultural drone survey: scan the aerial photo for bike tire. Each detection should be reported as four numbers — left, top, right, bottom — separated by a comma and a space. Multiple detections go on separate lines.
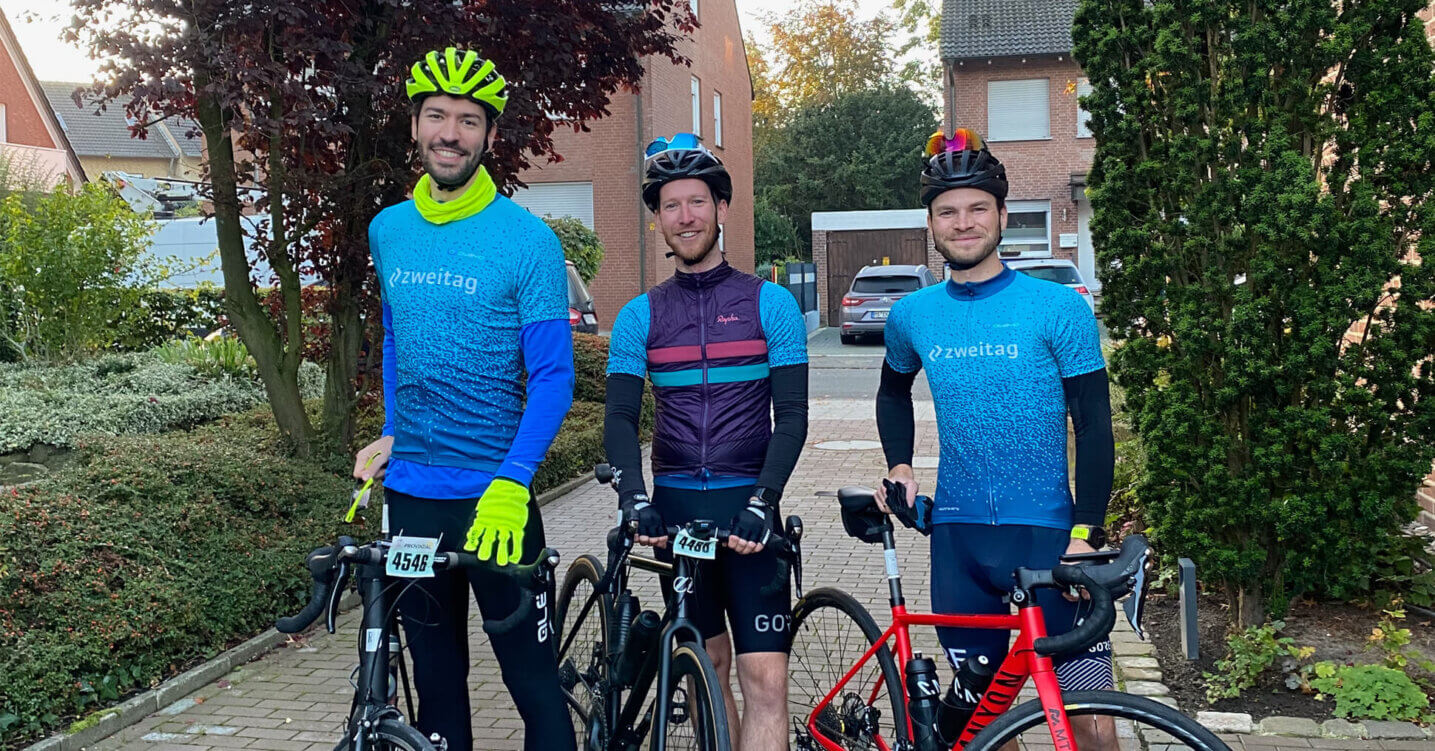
964, 690, 1231, 751
650, 641, 731, 751
369, 718, 436, 751
556, 554, 611, 750
787, 587, 908, 750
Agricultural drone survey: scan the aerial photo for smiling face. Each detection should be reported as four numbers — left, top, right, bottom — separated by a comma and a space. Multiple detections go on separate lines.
656, 178, 729, 270
411, 95, 495, 189
928, 187, 1007, 270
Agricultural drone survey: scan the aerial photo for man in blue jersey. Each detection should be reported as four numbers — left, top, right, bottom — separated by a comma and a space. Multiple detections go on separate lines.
352, 48, 577, 751
874, 129, 1117, 749
604, 133, 809, 750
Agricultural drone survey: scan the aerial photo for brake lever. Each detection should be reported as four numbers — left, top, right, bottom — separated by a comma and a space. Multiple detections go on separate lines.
325, 560, 351, 634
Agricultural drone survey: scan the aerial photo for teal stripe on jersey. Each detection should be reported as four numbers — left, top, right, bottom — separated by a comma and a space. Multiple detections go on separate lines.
708, 363, 770, 384
650, 363, 771, 387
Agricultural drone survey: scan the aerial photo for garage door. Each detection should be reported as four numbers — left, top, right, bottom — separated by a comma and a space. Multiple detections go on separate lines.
510, 181, 594, 228
826, 229, 928, 324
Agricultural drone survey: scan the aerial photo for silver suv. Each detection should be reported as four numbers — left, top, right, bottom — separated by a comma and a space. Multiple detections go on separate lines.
839, 264, 938, 344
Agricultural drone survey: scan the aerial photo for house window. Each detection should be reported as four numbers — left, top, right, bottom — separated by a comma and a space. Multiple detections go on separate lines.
0, 104, 7, 143
690, 0, 698, 18
713, 92, 723, 147
1077, 78, 1094, 139
691, 76, 701, 136
998, 200, 1052, 258
987, 79, 1050, 141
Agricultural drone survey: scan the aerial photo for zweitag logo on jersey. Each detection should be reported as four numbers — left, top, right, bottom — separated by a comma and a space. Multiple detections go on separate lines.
927, 342, 1020, 362
387, 266, 481, 295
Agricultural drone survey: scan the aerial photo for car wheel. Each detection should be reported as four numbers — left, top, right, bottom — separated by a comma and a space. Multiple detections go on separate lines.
840, 334, 857, 345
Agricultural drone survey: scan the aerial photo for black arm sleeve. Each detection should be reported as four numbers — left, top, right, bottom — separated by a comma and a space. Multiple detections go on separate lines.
603, 373, 648, 502
1063, 368, 1116, 527
876, 362, 920, 470
754, 364, 809, 498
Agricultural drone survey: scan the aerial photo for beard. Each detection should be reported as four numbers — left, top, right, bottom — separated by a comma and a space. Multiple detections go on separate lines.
935, 230, 1002, 270
665, 224, 722, 265
422, 142, 486, 192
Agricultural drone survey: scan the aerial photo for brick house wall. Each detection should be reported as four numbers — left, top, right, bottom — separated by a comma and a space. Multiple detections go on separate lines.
516, 0, 754, 327
946, 55, 1094, 270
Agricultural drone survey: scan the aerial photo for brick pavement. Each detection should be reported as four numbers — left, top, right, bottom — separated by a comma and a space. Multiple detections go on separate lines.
85, 398, 1431, 751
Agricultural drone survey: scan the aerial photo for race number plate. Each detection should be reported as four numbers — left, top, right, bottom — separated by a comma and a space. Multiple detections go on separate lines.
386, 535, 439, 578
672, 528, 717, 560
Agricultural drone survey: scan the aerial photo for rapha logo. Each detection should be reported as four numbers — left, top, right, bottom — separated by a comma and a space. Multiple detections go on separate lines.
927, 342, 1020, 361
716, 313, 741, 325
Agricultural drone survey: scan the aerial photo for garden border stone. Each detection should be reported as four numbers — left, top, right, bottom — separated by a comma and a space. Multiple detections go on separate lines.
1111, 617, 1434, 742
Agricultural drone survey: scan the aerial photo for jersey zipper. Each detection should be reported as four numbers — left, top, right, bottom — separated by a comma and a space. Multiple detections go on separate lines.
697, 281, 710, 471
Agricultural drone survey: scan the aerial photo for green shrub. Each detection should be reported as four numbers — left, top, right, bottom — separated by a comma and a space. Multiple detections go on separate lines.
1309, 662, 1430, 721
0, 354, 265, 453
0, 419, 353, 745
154, 337, 256, 379
543, 216, 603, 283
0, 184, 157, 359
531, 400, 605, 495
1203, 621, 1313, 703
111, 286, 227, 351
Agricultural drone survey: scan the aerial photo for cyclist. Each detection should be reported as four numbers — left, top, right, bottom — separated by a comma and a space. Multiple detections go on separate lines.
874, 128, 1118, 749
353, 47, 577, 751
604, 132, 809, 750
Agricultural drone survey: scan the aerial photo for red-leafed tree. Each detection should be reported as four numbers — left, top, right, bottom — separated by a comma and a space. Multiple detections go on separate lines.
67, 1, 692, 454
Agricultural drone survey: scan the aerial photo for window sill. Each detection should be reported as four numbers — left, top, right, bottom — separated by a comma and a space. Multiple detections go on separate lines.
987, 136, 1054, 143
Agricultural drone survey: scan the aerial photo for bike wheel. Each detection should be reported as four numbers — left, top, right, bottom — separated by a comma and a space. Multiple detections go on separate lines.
651, 641, 731, 751
556, 554, 611, 750
787, 587, 907, 751
369, 718, 435, 751
964, 690, 1231, 751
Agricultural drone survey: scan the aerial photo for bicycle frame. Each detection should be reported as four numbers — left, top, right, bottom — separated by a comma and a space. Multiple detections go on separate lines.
557, 528, 713, 751
803, 528, 1079, 751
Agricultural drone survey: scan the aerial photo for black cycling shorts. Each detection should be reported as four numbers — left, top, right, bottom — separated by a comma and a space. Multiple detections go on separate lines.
930, 523, 1114, 691
652, 484, 792, 655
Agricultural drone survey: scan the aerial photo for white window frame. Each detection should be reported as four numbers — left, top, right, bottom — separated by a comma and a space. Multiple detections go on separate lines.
712, 91, 723, 147
987, 78, 1050, 142
1076, 78, 1094, 139
997, 199, 1053, 258
691, 76, 701, 136
0, 104, 7, 142
690, 0, 698, 19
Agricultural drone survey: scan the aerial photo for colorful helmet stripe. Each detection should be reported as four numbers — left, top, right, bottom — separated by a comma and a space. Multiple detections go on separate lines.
645, 132, 705, 158
925, 128, 986, 157
406, 47, 508, 116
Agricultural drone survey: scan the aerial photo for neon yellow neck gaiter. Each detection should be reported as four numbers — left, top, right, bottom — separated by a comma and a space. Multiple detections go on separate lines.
413, 166, 497, 225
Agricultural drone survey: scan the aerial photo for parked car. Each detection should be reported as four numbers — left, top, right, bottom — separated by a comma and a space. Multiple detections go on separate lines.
840, 264, 939, 344
1005, 258, 1097, 313
567, 261, 598, 334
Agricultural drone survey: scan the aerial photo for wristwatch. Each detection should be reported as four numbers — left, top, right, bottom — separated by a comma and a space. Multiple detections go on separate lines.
1070, 525, 1107, 549
750, 486, 780, 506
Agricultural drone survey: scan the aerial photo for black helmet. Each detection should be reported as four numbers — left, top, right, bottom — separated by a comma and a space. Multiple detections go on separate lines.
920, 128, 1008, 207
641, 133, 733, 211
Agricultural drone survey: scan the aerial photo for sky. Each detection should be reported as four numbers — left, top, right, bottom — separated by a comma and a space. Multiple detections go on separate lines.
0, 0, 905, 84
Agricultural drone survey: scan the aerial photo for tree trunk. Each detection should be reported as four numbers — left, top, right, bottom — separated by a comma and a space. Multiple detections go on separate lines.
320, 281, 364, 454
1236, 582, 1264, 628
192, 70, 311, 452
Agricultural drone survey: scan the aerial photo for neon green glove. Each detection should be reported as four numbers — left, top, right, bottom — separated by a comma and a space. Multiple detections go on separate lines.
464, 477, 530, 565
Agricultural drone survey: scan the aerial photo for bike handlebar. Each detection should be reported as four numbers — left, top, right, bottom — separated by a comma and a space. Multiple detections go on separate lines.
276, 538, 560, 638
1024, 534, 1149, 659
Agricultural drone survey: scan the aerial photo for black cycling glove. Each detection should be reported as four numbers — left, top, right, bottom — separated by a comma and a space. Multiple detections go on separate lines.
621, 494, 666, 539
729, 496, 773, 546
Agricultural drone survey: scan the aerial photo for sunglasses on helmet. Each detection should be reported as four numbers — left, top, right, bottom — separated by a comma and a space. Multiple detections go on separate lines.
645, 132, 705, 158
925, 128, 986, 157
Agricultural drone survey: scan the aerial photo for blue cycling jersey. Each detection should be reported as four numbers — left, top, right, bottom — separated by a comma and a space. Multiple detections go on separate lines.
369, 195, 575, 497
883, 265, 1104, 529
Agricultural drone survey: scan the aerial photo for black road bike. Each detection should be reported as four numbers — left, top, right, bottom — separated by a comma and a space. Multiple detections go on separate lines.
278, 530, 559, 751
555, 463, 805, 751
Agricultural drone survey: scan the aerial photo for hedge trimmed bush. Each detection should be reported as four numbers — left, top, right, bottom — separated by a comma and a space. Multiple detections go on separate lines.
0, 417, 353, 744
111, 286, 227, 352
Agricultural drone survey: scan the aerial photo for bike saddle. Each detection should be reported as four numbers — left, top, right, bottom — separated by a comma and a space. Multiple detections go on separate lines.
837, 487, 890, 544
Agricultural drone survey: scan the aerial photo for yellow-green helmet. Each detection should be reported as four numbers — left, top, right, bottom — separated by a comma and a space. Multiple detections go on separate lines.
406, 47, 508, 118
